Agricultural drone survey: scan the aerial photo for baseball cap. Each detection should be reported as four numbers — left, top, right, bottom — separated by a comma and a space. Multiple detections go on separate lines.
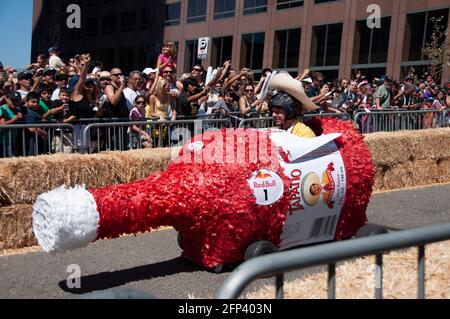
0, 61, 3, 69
48, 47, 59, 54
383, 76, 393, 82
43, 67, 56, 75
404, 76, 414, 81
7, 91, 22, 101
358, 80, 369, 89
17, 71, 33, 81
143, 68, 158, 76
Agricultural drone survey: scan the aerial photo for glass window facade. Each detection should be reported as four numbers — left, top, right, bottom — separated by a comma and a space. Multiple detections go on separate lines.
187, 0, 207, 23
214, 0, 235, 19
240, 32, 265, 71
273, 28, 301, 69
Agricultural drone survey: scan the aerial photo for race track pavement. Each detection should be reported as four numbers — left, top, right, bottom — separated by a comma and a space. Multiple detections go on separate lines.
1, 184, 449, 299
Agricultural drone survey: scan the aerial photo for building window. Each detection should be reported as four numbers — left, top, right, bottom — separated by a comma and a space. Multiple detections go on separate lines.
86, 18, 98, 37
277, 0, 303, 10
315, 0, 338, 3
353, 17, 391, 65
403, 8, 449, 62
243, 0, 267, 15
184, 40, 202, 72
102, 14, 116, 34
273, 28, 301, 69
240, 32, 265, 72
99, 48, 115, 70
141, 8, 157, 29
187, 0, 207, 23
119, 47, 135, 74
121, 11, 136, 32
211, 36, 233, 67
311, 23, 343, 67
214, 0, 235, 19
165, 2, 181, 26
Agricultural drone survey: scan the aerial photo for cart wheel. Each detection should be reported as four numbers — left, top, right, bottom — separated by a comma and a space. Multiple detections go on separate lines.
355, 224, 389, 238
245, 241, 278, 261
177, 233, 184, 250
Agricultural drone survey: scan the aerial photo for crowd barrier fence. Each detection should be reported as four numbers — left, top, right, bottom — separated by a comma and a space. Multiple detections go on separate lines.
354, 109, 444, 134
1, 110, 449, 158
80, 119, 232, 154
0, 123, 76, 158
216, 223, 450, 300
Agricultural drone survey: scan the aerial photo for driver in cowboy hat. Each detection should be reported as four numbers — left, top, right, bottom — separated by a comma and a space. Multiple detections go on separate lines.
267, 72, 319, 138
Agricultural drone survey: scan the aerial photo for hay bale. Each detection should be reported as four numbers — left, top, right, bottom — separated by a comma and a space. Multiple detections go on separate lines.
366, 129, 450, 166
381, 160, 441, 191
112, 148, 175, 182
0, 149, 173, 205
0, 205, 36, 250
437, 159, 450, 183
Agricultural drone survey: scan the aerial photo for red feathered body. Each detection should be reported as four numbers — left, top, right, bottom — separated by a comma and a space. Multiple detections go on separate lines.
89, 117, 375, 270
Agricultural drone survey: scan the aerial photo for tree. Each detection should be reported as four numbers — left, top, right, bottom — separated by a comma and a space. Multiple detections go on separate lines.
422, 16, 450, 83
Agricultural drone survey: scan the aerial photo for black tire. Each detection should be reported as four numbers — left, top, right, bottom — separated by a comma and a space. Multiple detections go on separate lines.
355, 224, 389, 238
177, 233, 184, 250
245, 241, 278, 261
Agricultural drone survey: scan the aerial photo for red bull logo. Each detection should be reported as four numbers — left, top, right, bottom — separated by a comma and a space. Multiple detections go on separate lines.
255, 170, 272, 180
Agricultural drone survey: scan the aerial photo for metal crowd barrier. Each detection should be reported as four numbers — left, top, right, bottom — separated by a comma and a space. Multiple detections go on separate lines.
237, 112, 351, 129
80, 118, 232, 154
0, 123, 76, 158
354, 109, 444, 134
216, 223, 450, 300
442, 109, 450, 128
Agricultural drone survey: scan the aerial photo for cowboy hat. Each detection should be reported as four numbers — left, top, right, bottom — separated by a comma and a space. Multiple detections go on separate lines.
268, 72, 319, 111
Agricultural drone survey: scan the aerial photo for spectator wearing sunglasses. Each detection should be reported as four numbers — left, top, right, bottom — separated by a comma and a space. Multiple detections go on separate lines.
162, 67, 183, 99
306, 72, 324, 98
129, 95, 152, 149
191, 64, 205, 88
239, 84, 262, 116
102, 68, 129, 119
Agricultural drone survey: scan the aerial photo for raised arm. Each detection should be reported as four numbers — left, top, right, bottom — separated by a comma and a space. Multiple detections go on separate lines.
72, 54, 91, 101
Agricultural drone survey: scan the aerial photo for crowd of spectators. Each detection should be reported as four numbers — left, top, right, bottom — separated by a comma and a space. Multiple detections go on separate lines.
1, 42, 450, 157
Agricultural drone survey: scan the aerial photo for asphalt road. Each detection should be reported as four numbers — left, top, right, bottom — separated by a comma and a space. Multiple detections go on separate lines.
1, 184, 450, 299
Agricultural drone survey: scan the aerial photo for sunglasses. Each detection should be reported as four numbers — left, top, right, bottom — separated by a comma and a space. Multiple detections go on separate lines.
112, 73, 123, 76
135, 101, 146, 105
192, 68, 202, 72
100, 77, 111, 81
245, 89, 254, 93
164, 71, 174, 74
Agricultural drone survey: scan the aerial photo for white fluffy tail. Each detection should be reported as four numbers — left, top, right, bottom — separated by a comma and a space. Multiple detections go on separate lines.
32, 186, 100, 253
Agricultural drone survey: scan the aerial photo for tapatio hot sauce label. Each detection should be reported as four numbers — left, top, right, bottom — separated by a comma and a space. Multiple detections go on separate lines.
276, 142, 347, 250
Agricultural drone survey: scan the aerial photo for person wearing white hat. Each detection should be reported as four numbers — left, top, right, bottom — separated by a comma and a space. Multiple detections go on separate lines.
267, 72, 319, 138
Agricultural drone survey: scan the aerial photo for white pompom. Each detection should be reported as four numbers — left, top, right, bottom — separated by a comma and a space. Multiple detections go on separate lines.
32, 186, 100, 253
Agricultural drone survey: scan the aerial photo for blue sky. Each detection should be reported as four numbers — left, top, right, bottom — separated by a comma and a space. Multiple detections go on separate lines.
0, 0, 33, 70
